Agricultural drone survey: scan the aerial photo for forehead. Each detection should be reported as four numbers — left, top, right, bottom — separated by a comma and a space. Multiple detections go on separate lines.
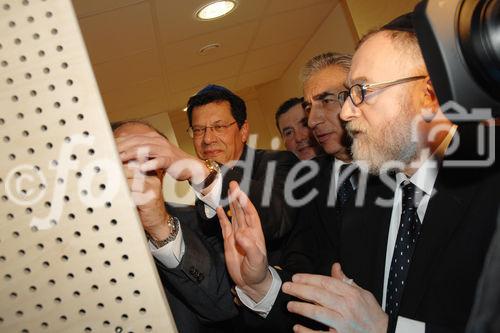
278, 104, 305, 129
113, 123, 154, 137
192, 101, 234, 123
303, 65, 347, 99
350, 32, 400, 83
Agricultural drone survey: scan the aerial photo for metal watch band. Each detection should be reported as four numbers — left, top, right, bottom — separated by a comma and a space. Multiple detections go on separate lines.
147, 216, 180, 249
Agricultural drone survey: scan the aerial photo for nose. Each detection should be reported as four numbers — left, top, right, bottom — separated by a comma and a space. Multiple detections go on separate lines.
340, 99, 359, 122
307, 104, 324, 130
202, 127, 217, 144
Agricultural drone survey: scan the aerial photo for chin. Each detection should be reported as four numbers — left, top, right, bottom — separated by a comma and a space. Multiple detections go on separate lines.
297, 149, 316, 160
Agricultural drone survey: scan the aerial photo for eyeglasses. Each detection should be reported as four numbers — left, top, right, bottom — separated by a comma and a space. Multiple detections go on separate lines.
187, 121, 237, 138
338, 75, 427, 107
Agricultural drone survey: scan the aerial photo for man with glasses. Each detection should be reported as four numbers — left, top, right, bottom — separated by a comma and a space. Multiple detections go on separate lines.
114, 121, 236, 333
283, 14, 499, 333
185, 85, 298, 261
275, 97, 323, 160
116, 85, 298, 331
217, 14, 500, 333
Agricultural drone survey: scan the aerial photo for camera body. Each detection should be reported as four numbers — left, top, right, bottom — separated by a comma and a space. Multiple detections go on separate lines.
414, 0, 500, 118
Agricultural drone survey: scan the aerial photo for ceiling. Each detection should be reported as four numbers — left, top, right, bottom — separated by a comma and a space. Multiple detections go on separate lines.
71, 0, 339, 121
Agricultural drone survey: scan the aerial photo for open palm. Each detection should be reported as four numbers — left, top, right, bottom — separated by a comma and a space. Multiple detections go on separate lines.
217, 181, 270, 301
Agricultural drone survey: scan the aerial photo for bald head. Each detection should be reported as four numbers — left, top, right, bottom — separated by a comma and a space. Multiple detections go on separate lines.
358, 30, 426, 76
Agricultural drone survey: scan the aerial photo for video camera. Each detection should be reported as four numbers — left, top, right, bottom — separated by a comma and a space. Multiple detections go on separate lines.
414, 0, 499, 118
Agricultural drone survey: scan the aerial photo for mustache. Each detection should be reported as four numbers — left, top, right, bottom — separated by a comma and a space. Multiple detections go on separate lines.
345, 121, 367, 135
296, 140, 313, 150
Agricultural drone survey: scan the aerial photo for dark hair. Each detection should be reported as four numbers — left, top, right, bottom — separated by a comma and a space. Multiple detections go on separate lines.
110, 120, 168, 140
186, 85, 247, 128
275, 97, 304, 132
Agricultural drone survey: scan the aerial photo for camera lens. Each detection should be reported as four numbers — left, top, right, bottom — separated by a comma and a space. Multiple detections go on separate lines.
458, 0, 500, 101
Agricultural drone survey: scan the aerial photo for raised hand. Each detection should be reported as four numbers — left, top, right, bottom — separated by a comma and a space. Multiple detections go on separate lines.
217, 181, 272, 302
116, 130, 208, 184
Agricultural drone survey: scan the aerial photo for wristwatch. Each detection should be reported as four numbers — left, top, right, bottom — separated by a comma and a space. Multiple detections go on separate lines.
190, 159, 221, 192
147, 216, 180, 249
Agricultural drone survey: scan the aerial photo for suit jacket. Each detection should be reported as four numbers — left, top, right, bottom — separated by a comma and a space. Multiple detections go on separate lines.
156, 146, 298, 332
155, 203, 238, 333
466, 207, 500, 333
252, 147, 500, 332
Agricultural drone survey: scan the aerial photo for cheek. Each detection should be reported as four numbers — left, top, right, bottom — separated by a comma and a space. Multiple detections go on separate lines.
283, 137, 295, 149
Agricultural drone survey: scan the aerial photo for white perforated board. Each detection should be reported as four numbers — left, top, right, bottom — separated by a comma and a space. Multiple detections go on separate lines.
0, 1, 177, 332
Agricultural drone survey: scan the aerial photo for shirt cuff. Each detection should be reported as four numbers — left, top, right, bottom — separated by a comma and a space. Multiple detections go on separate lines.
148, 224, 185, 268
395, 316, 425, 333
193, 172, 222, 219
235, 266, 282, 318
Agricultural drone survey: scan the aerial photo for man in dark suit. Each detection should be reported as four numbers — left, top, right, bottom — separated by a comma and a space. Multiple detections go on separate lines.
184, 85, 298, 251
114, 122, 236, 333
213, 52, 356, 330
218, 16, 500, 333
114, 85, 297, 331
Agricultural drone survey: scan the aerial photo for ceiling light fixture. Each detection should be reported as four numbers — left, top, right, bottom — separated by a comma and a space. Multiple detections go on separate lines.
195, 1, 237, 21
199, 43, 221, 54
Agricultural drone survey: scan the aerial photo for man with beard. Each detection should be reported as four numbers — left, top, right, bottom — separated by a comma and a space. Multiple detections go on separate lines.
275, 97, 323, 160
217, 14, 500, 333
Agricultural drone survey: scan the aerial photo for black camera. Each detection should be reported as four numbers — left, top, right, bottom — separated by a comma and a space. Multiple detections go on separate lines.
414, 0, 499, 118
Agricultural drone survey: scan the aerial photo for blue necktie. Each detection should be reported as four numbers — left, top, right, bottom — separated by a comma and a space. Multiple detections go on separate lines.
386, 181, 423, 316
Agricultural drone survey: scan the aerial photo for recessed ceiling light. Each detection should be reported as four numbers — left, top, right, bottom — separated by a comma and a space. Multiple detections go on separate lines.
199, 43, 221, 54
195, 1, 237, 21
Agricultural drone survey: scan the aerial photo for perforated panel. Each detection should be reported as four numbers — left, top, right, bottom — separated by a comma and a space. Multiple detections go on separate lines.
0, 1, 177, 332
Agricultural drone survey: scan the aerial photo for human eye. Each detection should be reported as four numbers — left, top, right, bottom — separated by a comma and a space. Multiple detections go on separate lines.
283, 129, 294, 138
213, 124, 225, 132
192, 126, 205, 135
323, 95, 336, 104
303, 103, 311, 114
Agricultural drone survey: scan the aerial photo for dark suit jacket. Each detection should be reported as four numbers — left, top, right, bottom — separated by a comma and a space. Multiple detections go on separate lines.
466, 207, 500, 333
155, 203, 238, 333
156, 147, 298, 332
252, 148, 500, 332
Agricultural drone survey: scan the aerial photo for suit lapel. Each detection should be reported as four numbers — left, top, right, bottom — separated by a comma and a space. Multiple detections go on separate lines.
311, 157, 338, 249
341, 177, 395, 304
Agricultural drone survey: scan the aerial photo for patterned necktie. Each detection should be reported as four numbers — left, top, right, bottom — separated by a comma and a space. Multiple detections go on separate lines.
385, 181, 423, 316
337, 164, 355, 208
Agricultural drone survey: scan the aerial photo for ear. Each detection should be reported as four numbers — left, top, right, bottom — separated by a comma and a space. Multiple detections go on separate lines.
420, 77, 440, 121
239, 121, 249, 143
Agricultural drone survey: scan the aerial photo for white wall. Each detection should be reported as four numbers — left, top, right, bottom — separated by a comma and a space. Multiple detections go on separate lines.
255, 1, 358, 146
